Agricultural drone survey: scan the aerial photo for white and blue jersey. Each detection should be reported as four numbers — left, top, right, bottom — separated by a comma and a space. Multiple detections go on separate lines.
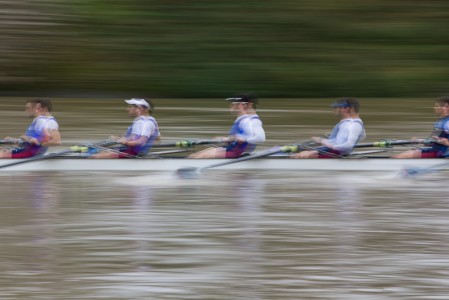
124, 116, 160, 155
25, 116, 58, 142
246, 114, 266, 144
243, 114, 265, 153
225, 115, 252, 157
323, 118, 365, 155
24, 116, 59, 155
428, 116, 449, 155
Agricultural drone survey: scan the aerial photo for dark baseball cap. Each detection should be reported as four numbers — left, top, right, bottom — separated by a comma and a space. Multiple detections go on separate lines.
330, 97, 359, 109
226, 93, 259, 104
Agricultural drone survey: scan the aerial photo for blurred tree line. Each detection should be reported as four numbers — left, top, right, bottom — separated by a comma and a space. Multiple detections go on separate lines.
1, 0, 449, 98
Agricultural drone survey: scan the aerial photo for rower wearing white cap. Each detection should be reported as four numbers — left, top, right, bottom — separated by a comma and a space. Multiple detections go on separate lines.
91, 98, 160, 158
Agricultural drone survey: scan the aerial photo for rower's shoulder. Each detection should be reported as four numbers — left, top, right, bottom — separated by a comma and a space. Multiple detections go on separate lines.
344, 117, 364, 123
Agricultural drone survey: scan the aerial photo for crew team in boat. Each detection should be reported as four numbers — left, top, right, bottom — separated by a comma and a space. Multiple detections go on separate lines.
1, 95, 448, 160
0, 99, 61, 158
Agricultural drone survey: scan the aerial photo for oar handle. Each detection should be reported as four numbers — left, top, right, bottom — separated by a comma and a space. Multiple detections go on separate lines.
278, 140, 317, 153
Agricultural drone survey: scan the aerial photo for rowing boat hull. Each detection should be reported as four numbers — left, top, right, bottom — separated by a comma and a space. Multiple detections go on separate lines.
0, 157, 447, 172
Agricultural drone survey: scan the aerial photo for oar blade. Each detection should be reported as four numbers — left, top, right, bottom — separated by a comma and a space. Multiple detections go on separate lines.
399, 160, 449, 178
399, 167, 423, 178
176, 166, 202, 179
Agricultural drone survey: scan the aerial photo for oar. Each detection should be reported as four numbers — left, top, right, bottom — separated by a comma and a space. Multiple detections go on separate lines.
400, 159, 449, 178
0, 138, 22, 145
84, 143, 139, 158
145, 149, 189, 158
0, 148, 82, 169
348, 149, 388, 156
0, 139, 116, 169
176, 141, 314, 178
152, 139, 225, 148
354, 139, 426, 148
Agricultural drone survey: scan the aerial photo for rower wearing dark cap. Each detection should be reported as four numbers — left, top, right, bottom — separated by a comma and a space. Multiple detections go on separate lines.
189, 93, 265, 159
238, 93, 265, 152
291, 97, 366, 159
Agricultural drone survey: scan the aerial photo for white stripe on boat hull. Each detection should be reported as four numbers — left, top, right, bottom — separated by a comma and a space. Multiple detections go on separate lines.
0, 158, 447, 172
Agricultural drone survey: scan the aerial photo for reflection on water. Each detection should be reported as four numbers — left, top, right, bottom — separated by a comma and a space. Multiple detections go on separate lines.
1, 99, 449, 299
1, 170, 449, 299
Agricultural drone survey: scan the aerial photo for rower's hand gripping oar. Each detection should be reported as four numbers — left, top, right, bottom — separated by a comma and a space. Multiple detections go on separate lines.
176, 141, 314, 178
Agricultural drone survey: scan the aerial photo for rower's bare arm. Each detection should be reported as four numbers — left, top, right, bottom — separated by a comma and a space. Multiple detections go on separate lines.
42, 129, 62, 146
119, 135, 149, 147
432, 136, 449, 146
18, 135, 40, 145
312, 136, 332, 147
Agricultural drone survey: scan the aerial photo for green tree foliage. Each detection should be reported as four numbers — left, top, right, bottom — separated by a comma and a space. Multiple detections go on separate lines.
2, 0, 449, 97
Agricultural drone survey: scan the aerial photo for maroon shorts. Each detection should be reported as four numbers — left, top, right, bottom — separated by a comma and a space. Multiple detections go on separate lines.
421, 148, 443, 158
225, 141, 249, 158
316, 147, 343, 159
11, 145, 42, 158
225, 148, 246, 158
117, 146, 139, 158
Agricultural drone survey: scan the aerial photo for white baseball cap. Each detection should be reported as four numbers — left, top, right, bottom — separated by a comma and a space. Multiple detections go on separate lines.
124, 98, 150, 108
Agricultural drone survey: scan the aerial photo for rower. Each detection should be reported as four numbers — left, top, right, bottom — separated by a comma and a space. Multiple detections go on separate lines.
240, 93, 266, 152
90, 98, 160, 158
291, 97, 366, 159
0, 99, 61, 158
392, 96, 449, 159
188, 93, 265, 159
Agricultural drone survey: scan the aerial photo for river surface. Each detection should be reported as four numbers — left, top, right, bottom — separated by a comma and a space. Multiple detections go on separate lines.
0, 97, 448, 299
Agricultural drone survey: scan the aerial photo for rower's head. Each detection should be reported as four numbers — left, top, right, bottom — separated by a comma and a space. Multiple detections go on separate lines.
434, 96, 449, 117
124, 98, 153, 116
26, 99, 53, 117
330, 97, 360, 114
226, 93, 259, 114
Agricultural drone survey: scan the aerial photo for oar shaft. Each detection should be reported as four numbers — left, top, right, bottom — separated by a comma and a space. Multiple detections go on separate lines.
152, 139, 224, 148
200, 146, 283, 170
198, 140, 317, 170
355, 140, 424, 148
0, 149, 74, 169
176, 140, 314, 177
0, 139, 20, 144
0, 139, 119, 169
145, 149, 189, 157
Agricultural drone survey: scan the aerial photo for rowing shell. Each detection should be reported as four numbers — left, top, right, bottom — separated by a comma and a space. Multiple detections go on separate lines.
0, 156, 447, 172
